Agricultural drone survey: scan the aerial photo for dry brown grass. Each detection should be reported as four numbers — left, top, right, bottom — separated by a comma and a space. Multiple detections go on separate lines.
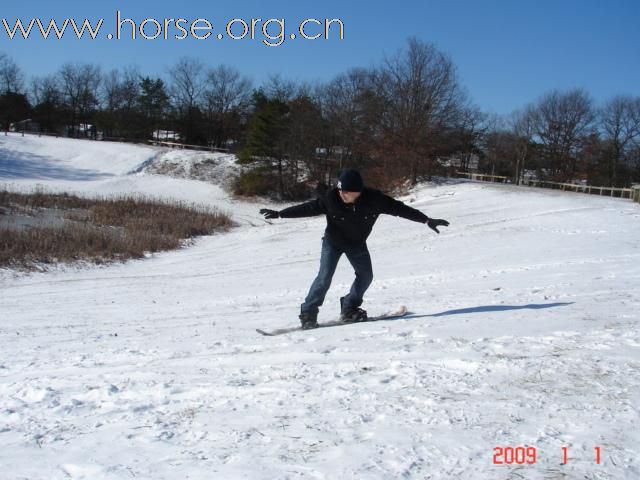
0, 189, 233, 270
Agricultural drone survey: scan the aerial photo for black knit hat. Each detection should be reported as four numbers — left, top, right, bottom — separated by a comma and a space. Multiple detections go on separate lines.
337, 169, 364, 192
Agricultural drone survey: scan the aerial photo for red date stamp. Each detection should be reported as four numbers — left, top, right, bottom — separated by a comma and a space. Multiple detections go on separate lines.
493, 446, 603, 465
493, 446, 538, 464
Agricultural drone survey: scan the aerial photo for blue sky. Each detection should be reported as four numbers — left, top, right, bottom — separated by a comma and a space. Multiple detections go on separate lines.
1, 0, 639, 115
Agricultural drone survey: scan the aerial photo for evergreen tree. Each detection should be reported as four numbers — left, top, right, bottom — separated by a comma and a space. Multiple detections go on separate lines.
138, 77, 170, 139
239, 91, 290, 198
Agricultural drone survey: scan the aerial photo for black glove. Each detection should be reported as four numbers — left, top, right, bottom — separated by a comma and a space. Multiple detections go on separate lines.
426, 218, 449, 234
260, 208, 280, 219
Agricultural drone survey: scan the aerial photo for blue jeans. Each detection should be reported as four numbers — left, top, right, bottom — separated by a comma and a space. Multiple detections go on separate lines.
301, 238, 373, 315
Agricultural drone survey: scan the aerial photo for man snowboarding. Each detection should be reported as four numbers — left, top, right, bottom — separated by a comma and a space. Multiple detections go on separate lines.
259, 169, 449, 330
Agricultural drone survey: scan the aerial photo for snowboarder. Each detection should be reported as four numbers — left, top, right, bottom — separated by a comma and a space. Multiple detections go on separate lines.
259, 169, 449, 330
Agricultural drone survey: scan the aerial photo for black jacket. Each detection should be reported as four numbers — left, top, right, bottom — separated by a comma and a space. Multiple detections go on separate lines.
279, 187, 429, 249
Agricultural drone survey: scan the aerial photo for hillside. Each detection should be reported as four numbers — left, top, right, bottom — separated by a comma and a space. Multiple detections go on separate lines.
1, 133, 639, 479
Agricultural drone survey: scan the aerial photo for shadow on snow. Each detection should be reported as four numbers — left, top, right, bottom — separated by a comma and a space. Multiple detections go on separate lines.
0, 147, 112, 181
404, 302, 574, 319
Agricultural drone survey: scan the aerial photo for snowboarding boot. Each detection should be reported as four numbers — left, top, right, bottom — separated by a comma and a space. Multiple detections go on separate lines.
339, 296, 368, 323
299, 311, 318, 330
340, 306, 368, 323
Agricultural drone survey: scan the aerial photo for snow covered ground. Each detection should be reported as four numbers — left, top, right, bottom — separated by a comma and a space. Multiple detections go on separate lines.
1, 133, 639, 479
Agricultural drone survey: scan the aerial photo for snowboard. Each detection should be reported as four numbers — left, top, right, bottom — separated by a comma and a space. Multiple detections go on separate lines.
256, 305, 408, 336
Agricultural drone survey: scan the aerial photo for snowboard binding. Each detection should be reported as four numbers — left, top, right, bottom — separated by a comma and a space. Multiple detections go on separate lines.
299, 312, 319, 330
339, 307, 368, 323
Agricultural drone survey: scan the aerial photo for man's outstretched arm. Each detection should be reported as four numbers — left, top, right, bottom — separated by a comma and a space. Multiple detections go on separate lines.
378, 193, 450, 234
260, 197, 327, 219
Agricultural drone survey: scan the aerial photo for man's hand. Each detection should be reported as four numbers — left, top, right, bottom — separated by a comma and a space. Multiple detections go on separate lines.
427, 218, 449, 234
260, 208, 280, 219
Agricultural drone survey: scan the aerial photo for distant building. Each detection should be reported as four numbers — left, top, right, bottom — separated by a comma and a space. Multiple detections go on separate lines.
153, 130, 181, 141
9, 119, 40, 133
65, 123, 101, 139
438, 153, 479, 171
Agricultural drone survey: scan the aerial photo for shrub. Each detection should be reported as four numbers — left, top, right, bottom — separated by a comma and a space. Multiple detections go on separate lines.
233, 168, 279, 197
0, 189, 234, 270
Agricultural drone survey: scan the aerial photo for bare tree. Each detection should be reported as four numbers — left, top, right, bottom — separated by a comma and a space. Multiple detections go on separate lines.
599, 95, 640, 186
531, 89, 595, 180
30, 74, 62, 133
483, 130, 519, 177
376, 37, 467, 183
102, 66, 142, 109
30, 75, 60, 106
263, 74, 298, 103
0, 53, 25, 94
168, 57, 205, 143
320, 68, 378, 175
203, 65, 252, 148
168, 57, 204, 110
510, 105, 536, 184
120, 66, 142, 111
98, 66, 142, 138
629, 144, 640, 182
446, 104, 486, 172
58, 63, 101, 137
102, 69, 124, 112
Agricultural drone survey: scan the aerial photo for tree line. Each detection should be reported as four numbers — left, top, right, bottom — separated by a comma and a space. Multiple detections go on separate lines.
1, 38, 639, 198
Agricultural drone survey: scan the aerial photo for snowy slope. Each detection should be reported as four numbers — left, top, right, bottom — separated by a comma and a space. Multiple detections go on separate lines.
1, 133, 639, 479
0, 134, 159, 179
